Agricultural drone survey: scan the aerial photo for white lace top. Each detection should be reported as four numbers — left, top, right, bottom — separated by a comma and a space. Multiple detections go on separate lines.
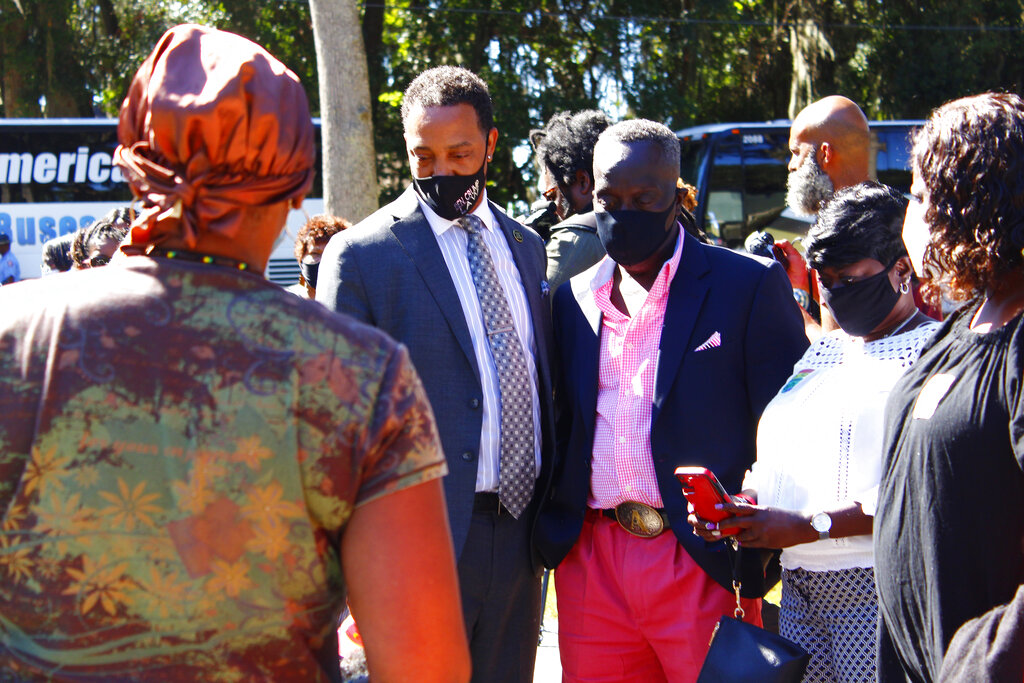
744, 321, 940, 571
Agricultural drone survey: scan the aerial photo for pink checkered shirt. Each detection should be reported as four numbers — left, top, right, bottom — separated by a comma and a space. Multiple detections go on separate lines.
588, 229, 685, 510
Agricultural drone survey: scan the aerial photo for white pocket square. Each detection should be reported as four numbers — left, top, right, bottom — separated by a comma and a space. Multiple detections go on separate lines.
694, 331, 722, 352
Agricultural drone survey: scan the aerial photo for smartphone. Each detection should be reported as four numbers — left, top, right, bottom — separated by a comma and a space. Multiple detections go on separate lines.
675, 466, 741, 536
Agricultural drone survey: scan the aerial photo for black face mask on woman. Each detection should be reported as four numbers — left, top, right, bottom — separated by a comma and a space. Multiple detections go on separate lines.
299, 258, 320, 289
819, 261, 901, 337
595, 200, 677, 267
411, 159, 487, 221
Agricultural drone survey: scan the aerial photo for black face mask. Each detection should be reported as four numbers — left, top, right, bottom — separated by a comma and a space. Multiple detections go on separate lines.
819, 263, 901, 337
411, 159, 486, 221
299, 258, 320, 289
594, 200, 678, 267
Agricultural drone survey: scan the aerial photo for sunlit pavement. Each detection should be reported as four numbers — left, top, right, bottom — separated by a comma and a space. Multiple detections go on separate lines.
533, 616, 561, 682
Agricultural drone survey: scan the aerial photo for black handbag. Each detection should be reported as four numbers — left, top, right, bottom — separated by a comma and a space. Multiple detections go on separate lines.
696, 544, 809, 683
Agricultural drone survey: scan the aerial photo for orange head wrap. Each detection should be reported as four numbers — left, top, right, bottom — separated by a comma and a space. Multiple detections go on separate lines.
115, 24, 315, 250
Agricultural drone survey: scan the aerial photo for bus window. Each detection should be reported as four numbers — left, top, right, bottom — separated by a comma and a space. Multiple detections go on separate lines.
741, 132, 791, 237
679, 137, 707, 187
875, 129, 915, 192
703, 140, 745, 245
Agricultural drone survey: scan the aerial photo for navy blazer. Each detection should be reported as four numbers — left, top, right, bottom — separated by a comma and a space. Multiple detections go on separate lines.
536, 232, 808, 597
316, 187, 556, 567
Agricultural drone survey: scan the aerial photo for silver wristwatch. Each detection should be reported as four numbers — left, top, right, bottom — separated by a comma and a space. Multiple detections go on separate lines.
810, 511, 832, 540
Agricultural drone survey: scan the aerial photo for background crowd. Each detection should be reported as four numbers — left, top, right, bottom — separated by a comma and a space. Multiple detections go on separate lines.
0, 22, 1023, 683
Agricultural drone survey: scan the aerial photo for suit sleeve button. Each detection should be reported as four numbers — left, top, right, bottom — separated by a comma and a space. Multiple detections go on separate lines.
461, 451, 475, 461
469, 398, 481, 409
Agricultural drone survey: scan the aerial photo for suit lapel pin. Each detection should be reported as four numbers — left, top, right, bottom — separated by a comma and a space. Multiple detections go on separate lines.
513, 229, 524, 243
541, 280, 550, 297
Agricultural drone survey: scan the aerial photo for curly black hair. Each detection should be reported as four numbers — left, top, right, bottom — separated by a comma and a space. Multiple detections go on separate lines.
805, 181, 908, 271
41, 232, 76, 273
530, 110, 610, 188
294, 214, 351, 262
913, 92, 1024, 303
401, 66, 493, 135
71, 207, 131, 268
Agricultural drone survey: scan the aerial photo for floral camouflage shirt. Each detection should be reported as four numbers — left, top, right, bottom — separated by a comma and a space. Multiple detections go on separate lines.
0, 257, 447, 681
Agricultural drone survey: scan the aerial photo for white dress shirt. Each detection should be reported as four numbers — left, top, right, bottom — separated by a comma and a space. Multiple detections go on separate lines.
416, 190, 542, 492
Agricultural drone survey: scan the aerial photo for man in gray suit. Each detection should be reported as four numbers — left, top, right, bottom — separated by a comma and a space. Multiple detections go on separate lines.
316, 66, 554, 683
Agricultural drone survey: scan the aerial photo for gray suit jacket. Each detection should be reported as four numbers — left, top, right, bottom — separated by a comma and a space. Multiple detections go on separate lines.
316, 187, 556, 565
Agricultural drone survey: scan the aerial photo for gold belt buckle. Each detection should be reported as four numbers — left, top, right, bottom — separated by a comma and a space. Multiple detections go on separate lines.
614, 501, 665, 538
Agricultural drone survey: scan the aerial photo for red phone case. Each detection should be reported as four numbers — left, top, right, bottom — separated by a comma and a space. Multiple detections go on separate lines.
674, 466, 741, 536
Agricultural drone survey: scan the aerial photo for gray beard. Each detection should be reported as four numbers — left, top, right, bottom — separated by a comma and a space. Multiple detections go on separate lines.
786, 154, 835, 216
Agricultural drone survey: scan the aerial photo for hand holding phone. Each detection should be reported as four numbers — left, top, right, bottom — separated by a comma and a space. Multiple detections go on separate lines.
675, 466, 742, 536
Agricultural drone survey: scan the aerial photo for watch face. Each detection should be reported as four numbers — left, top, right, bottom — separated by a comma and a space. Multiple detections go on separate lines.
811, 512, 832, 532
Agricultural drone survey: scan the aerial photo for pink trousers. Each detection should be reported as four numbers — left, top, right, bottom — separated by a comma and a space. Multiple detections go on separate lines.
556, 509, 762, 683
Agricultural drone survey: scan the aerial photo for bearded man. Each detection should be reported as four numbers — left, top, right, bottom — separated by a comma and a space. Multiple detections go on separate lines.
786, 96, 871, 216
779, 97, 872, 336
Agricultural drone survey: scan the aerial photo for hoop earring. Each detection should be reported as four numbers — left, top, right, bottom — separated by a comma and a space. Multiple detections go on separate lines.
899, 279, 911, 294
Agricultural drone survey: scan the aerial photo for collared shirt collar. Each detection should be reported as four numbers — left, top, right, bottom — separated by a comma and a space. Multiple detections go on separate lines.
416, 188, 496, 236
588, 224, 686, 296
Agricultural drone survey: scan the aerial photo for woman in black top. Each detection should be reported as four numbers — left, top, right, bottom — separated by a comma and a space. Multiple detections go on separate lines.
875, 92, 1024, 683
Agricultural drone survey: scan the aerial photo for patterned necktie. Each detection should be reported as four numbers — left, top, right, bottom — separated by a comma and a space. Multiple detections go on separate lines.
455, 214, 536, 518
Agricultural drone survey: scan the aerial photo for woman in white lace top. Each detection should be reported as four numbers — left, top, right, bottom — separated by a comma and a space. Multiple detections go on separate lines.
691, 182, 938, 683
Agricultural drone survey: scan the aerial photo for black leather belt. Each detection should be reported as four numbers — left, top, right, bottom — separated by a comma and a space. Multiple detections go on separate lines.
473, 492, 510, 515
599, 501, 670, 538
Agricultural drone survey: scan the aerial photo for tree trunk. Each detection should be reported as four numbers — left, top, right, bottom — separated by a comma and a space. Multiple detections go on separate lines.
1, 0, 92, 117
309, 0, 380, 222
1, 1, 42, 117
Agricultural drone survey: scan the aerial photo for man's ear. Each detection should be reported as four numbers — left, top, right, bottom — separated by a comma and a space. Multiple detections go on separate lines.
486, 127, 499, 161
575, 169, 592, 196
818, 141, 835, 170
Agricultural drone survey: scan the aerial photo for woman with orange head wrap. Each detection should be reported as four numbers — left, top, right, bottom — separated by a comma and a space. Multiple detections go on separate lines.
0, 24, 469, 682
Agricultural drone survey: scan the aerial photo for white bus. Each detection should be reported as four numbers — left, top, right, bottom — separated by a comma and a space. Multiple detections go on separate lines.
0, 118, 322, 284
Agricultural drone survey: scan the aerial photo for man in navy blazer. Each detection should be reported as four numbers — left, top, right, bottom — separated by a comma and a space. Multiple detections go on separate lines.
536, 119, 808, 680
316, 67, 554, 683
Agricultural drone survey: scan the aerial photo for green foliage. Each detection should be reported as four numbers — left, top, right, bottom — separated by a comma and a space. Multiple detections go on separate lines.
69, 0, 226, 116
1, 0, 313, 118
365, 0, 804, 209
4, 1, 1024, 210
863, 1, 1024, 118
209, 0, 320, 114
